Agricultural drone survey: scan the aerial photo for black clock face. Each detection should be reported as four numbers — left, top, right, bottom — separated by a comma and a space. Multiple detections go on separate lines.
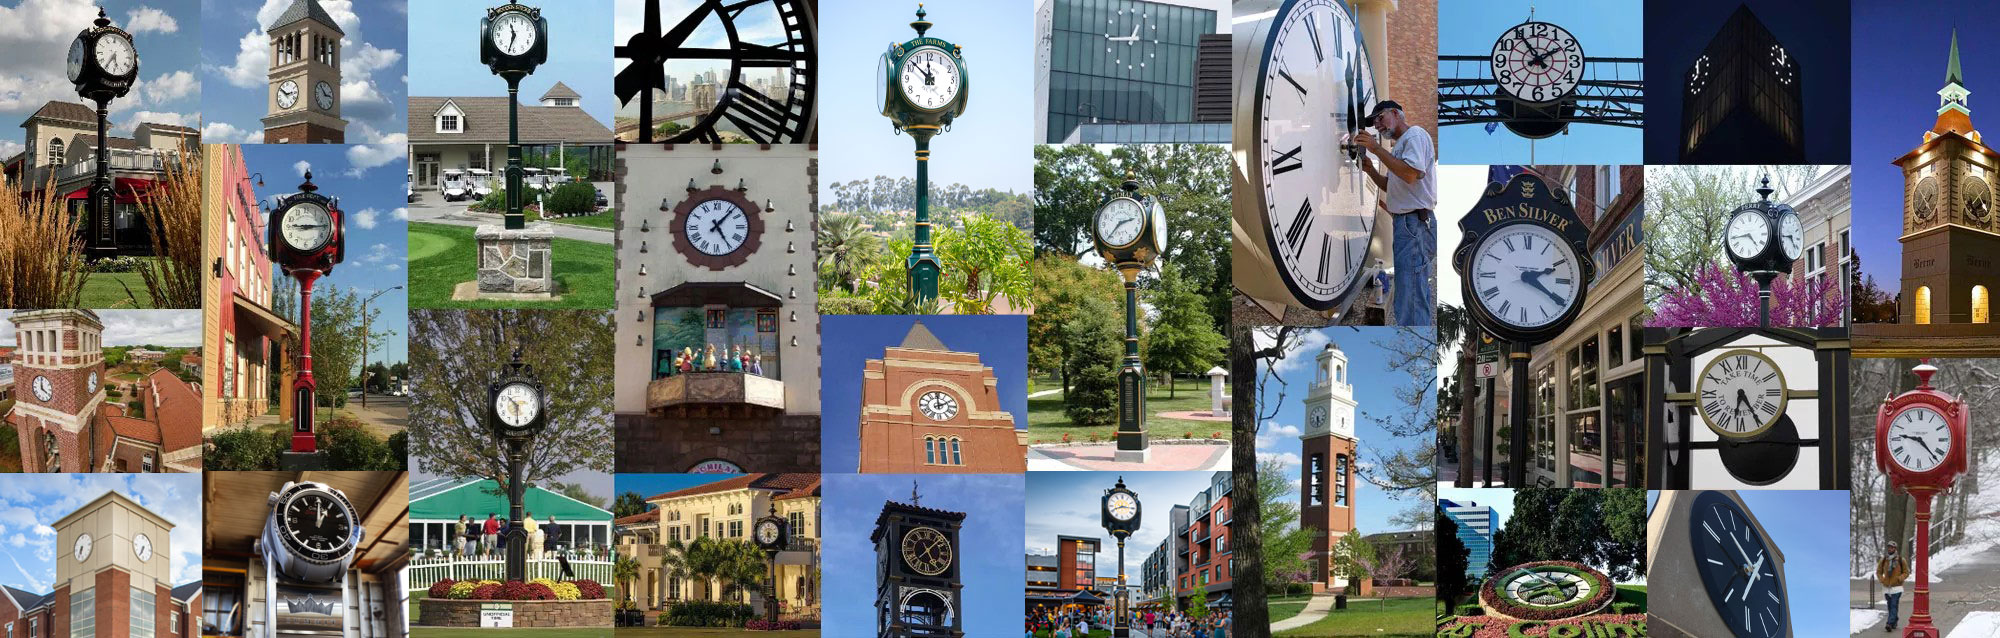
1914, 176, 1939, 220
1688, 491, 1786, 638
614, 0, 815, 144
1965, 175, 1992, 222
280, 489, 356, 563
901, 526, 952, 576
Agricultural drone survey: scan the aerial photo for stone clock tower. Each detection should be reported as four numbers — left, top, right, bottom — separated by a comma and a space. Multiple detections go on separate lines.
1300, 343, 1357, 591
7, 310, 106, 473
1896, 29, 2000, 325
857, 322, 1027, 473
261, 0, 347, 144
871, 498, 965, 638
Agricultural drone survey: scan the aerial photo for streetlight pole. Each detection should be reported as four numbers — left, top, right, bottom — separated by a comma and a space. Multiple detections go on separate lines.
359, 285, 401, 407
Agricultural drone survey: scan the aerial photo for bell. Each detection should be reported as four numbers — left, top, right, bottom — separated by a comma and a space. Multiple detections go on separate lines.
711, 159, 724, 175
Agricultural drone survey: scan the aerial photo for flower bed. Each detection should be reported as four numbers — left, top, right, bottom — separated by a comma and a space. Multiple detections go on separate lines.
1435, 613, 1647, 638
1478, 561, 1615, 621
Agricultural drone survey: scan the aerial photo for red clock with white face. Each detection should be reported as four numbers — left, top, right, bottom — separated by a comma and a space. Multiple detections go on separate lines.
1875, 363, 1968, 488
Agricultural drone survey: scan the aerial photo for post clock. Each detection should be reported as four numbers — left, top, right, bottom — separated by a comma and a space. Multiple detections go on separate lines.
489, 349, 548, 581
481, 3, 549, 229
268, 172, 345, 467
1875, 361, 1968, 638
1723, 175, 1803, 328
1102, 477, 1140, 638
879, 4, 970, 306
1092, 175, 1167, 463
69, 8, 138, 259
872, 497, 965, 638
753, 504, 789, 625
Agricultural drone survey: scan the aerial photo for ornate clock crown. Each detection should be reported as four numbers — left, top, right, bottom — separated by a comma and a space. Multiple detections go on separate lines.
506, 347, 535, 378
910, 4, 930, 37
93, 7, 111, 29
1120, 171, 1140, 195
298, 170, 318, 193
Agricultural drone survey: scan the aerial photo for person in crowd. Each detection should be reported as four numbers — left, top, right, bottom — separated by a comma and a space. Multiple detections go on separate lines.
482, 513, 499, 558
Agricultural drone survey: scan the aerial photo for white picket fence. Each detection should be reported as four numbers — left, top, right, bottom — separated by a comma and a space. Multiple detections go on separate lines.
407, 555, 615, 591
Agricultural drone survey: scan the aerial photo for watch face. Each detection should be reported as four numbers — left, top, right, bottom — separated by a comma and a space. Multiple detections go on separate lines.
495, 382, 540, 428
917, 391, 958, 421
315, 81, 335, 110
1965, 175, 1992, 221
94, 33, 135, 76
1096, 197, 1146, 247
682, 198, 748, 256
492, 11, 537, 56
1469, 223, 1581, 330
1724, 210, 1771, 261
73, 533, 91, 561
1688, 491, 1786, 638
1777, 212, 1803, 260
32, 376, 52, 402
277, 80, 299, 109
756, 521, 780, 545
67, 38, 84, 81
1696, 349, 1786, 439
1887, 405, 1953, 473
87, 371, 98, 393
1107, 491, 1138, 521
279, 488, 357, 562
898, 46, 960, 111
1256, 0, 1376, 311
133, 533, 152, 561
900, 526, 952, 576
1914, 176, 1939, 221
1490, 21, 1583, 103
280, 202, 332, 252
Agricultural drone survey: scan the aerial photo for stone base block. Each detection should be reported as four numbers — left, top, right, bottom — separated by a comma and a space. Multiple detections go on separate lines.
452, 281, 562, 302
1115, 448, 1150, 464
418, 598, 612, 628
476, 223, 556, 294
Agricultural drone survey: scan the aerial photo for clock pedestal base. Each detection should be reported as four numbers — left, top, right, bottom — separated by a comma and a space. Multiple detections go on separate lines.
475, 224, 557, 298
279, 450, 327, 470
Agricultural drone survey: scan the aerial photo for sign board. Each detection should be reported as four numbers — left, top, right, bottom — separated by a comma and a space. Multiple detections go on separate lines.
273, 583, 344, 636
1589, 204, 1644, 286
1476, 361, 1501, 378
688, 459, 743, 474
479, 603, 515, 628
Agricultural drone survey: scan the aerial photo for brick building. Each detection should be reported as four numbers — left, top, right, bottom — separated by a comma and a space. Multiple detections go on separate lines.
6, 310, 202, 472
0, 102, 198, 257
199, 144, 295, 431
0, 492, 198, 638
856, 322, 1027, 473
1170, 471, 1231, 609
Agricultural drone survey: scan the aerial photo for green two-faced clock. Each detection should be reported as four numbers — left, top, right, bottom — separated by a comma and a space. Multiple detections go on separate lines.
879, 5, 968, 129
481, 4, 548, 75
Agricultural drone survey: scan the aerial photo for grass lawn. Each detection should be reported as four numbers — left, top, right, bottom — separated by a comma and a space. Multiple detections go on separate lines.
1269, 600, 1309, 624
79, 271, 158, 308
617, 629, 816, 637
1025, 376, 1232, 444
545, 209, 616, 230
412, 629, 614, 638
407, 222, 615, 309
1273, 597, 1430, 638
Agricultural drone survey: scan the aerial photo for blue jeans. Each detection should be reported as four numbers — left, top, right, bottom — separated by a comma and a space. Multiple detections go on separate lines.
1392, 212, 1436, 325
1887, 592, 1902, 627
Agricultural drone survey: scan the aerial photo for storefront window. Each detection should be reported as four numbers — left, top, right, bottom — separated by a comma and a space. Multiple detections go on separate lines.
1629, 315, 1644, 362
1533, 364, 1557, 476
1567, 337, 1600, 411
1607, 323, 1625, 368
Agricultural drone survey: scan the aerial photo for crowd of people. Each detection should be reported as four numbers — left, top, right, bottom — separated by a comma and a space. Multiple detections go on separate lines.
449, 512, 570, 561
1025, 606, 1231, 637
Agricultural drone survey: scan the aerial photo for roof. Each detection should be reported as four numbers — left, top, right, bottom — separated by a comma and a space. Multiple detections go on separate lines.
268, 0, 344, 35
67, 133, 140, 152
869, 500, 966, 543
139, 122, 200, 135
147, 368, 202, 453
104, 415, 160, 444
4, 585, 46, 610
540, 82, 582, 101
170, 582, 201, 602
614, 509, 658, 526
1948, 28, 1963, 86
22, 101, 96, 127
897, 321, 948, 351
644, 473, 820, 503
407, 96, 612, 145
408, 477, 612, 521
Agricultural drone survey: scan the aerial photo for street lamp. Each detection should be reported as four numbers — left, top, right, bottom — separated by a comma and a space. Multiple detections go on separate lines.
488, 349, 548, 581
359, 285, 402, 407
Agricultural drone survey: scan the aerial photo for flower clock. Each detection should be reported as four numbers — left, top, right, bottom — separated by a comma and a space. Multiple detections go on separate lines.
1480, 561, 1615, 621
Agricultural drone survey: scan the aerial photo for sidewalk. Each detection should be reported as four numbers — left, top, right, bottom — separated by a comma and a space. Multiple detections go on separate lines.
1271, 594, 1338, 632
1849, 512, 2000, 635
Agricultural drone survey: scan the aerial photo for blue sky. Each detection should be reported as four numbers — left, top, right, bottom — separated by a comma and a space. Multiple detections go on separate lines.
1024, 471, 1217, 581
242, 143, 408, 366
1647, 490, 1847, 637
0, 0, 203, 158
613, 473, 744, 504
820, 315, 1028, 473
0, 310, 201, 347
1437, 0, 1642, 165
819, 0, 1032, 193
1851, 3, 1997, 287
823, 474, 1025, 634
0, 474, 202, 594
1641, 0, 1849, 163
198, 0, 407, 144
413, 0, 614, 126
1257, 327, 1435, 535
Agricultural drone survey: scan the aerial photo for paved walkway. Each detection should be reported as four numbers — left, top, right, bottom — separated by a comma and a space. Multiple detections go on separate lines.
408, 199, 613, 244
1850, 511, 2000, 636
1028, 388, 1062, 398
1026, 442, 1230, 471
1271, 594, 1338, 632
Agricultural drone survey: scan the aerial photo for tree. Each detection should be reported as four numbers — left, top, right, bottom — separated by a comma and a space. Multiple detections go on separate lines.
1060, 291, 1123, 426
1487, 488, 1645, 581
1852, 251, 1901, 324
365, 361, 392, 393
1143, 263, 1227, 398
1361, 545, 1415, 608
1436, 505, 1471, 605
1644, 164, 1822, 304
613, 554, 641, 603
299, 284, 376, 414
1232, 325, 1310, 632
1648, 262, 1844, 327
1028, 255, 1120, 393
407, 310, 616, 487
816, 214, 882, 293
548, 481, 605, 509
934, 213, 1032, 314
1257, 459, 1314, 595
1186, 587, 1208, 620
613, 491, 649, 519
1332, 532, 1376, 595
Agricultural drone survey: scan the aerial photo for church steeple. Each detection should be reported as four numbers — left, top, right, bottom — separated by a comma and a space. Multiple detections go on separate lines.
1933, 28, 1977, 140
1947, 28, 1964, 87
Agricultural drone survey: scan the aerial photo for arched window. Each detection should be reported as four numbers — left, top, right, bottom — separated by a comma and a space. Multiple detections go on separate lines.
950, 438, 962, 465
1975, 286, 1990, 324
48, 138, 63, 165
924, 437, 935, 464
42, 431, 58, 470
1916, 286, 1933, 324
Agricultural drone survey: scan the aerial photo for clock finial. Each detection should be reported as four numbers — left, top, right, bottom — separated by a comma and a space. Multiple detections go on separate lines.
1120, 171, 1139, 194
911, 479, 921, 506
911, 4, 931, 37
299, 171, 318, 193
1756, 172, 1774, 202
94, 7, 110, 28
1914, 360, 1938, 390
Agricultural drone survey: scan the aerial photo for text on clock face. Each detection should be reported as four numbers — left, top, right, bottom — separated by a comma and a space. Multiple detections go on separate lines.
492, 11, 537, 56
899, 47, 959, 111
1097, 198, 1145, 246
1699, 352, 1785, 435
1887, 405, 1953, 472
283, 492, 354, 557
282, 202, 333, 251
684, 200, 749, 255
1258, 0, 1373, 306
1471, 224, 1580, 329
1107, 492, 1138, 521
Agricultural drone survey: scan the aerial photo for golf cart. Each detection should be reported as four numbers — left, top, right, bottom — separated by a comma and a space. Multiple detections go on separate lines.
469, 168, 495, 199
544, 167, 571, 187
441, 169, 469, 202
407, 170, 417, 203
522, 167, 549, 193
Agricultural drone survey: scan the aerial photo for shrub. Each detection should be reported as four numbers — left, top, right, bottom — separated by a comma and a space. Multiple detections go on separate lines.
528, 578, 557, 589
428, 579, 456, 599
522, 582, 556, 601
662, 601, 752, 627
816, 296, 873, 315
447, 581, 480, 599
1455, 603, 1483, 616
471, 584, 502, 600
571, 579, 606, 600
745, 619, 801, 630
474, 188, 508, 212
206, 427, 281, 470
1610, 602, 1638, 615
321, 420, 396, 470
88, 256, 146, 273
551, 582, 581, 600
545, 182, 596, 217
387, 431, 407, 463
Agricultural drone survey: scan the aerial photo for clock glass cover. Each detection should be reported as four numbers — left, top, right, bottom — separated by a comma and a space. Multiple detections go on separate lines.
1096, 197, 1145, 247
280, 488, 356, 562
900, 526, 952, 575
1724, 210, 1770, 261
1469, 223, 1581, 329
1966, 176, 1992, 221
1494, 564, 1596, 610
1777, 211, 1803, 260
756, 520, 780, 546
898, 46, 960, 112
1490, 21, 1583, 103
1688, 491, 1786, 638
683, 199, 749, 256
277, 80, 299, 109
315, 81, 335, 110
281, 202, 332, 252
67, 39, 84, 81
492, 11, 537, 56
917, 391, 958, 421
1107, 491, 1138, 521
94, 33, 134, 76
1886, 404, 1953, 473
1696, 349, 1786, 439
1309, 405, 1328, 431
87, 371, 98, 393
495, 382, 540, 427
1914, 176, 1939, 220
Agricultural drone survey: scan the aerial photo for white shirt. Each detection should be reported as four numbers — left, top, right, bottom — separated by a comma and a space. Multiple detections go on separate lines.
1382, 124, 1437, 214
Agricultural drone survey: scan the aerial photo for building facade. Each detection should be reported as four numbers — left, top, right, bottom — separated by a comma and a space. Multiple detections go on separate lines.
1439, 499, 1496, 580
7, 311, 202, 473
613, 145, 820, 473
200, 145, 295, 431
613, 474, 821, 616
1680, 5, 1803, 163
1167, 471, 1230, 609
261, 0, 346, 143
1301, 345, 1357, 591
1896, 31, 2000, 327
1034, 0, 1230, 144
407, 89, 614, 194
856, 322, 1026, 473
1786, 165, 1852, 326
2, 102, 197, 257
0, 492, 194, 638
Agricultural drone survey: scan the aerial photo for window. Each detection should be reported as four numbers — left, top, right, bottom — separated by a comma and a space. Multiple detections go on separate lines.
48, 138, 64, 165
950, 438, 962, 465
1334, 454, 1349, 506
1307, 453, 1324, 506
1806, 244, 1824, 273
438, 114, 460, 132
788, 511, 804, 536
1214, 533, 1225, 553
925, 437, 936, 464
1594, 165, 1620, 215
142, 452, 155, 472
1976, 286, 1990, 324
728, 520, 742, 538
706, 309, 725, 328
172, 611, 179, 635
757, 310, 777, 332
72, 588, 95, 638
133, 588, 156, 638
1916, 286, 1933, 324
1841, 229, 1851, 258
202, 580, 241, 636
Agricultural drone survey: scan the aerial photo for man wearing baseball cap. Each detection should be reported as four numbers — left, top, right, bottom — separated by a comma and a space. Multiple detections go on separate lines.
1353, 99, 1436, 326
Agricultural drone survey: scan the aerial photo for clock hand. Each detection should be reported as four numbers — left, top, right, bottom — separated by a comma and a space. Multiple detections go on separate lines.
1730, 531, 1751, 565
1519, 269, 1566, 306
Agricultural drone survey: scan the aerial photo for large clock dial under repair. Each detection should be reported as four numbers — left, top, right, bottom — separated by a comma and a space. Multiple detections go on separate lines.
1688, 491, 1787, 638
670, 187, 763, 270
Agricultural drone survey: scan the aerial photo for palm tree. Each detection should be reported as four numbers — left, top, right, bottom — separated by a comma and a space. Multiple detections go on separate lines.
816, 215, 881, 292
612, 554, 640, 604
659, 538, 691, 605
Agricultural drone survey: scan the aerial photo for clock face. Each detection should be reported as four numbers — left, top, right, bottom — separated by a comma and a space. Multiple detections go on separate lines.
133, 533, 152, 562
1696, 349, 1787, 439
1688, 491, 1787, 638
898, 46, 960, 112
280, 202, 332, 252
1101, 8, 1158, 72
683, 199, 749, 256
917, 391, 958, 421
277, 80, 299, 109
1096, 197, 1145, 247
494, 382, 540, 427
1914, 176, 1939, 221
1724, 210, 1771, 261
1777, 212, 1803, 261
280, 489, 356, 562
1965, 176, 1992, 221
67, 39, 84, 82
755, 520, 780, 546
1490, 21, 1583, 103
900, 526, 952, 576
87, 371, 98, 394
1469, 223, 1582, 330
32, 376, 52, 402
492, 11, 537, 56
1767, 44, 1795, 86
73, 533, 91, 562
315, 81, 335, 110
1309, 405, 1328, 431
94, 33, 135, 77
1106, 491, 1138, 521
1150, 198, 1168, 255
1495, 565, 1595, 610
1887, 405, 1954, 473
876, 51, 891, 115
1688, 54, 1712, 96
1256, 0, 1376, 311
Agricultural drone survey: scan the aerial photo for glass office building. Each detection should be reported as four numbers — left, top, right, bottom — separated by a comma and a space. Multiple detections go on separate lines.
1679, 4, 1804, 163
1441, 499, 1497, 579
1042, 0, 1218, 143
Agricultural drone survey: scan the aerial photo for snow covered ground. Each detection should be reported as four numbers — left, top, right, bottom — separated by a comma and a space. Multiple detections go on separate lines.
1948, 611, 2000, 638
1852, 609, 1886, 634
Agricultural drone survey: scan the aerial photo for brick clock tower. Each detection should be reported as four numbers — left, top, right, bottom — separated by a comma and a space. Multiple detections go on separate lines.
857, 322, 1027, 473
8, 310, 106, 473
261, 0, 347, 144
1897, 29, 2000, 326
1300, 343, 1357, 592
53, 491, 177, 638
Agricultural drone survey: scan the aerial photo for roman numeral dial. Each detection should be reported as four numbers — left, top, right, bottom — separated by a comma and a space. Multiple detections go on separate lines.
1467, 223, 1581, 330
1886, 405, 1952, 473
1695, 349, 1788, 440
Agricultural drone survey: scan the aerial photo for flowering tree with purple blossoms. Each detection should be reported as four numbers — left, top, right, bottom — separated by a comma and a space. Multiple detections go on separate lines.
1648, 262, 1845, 327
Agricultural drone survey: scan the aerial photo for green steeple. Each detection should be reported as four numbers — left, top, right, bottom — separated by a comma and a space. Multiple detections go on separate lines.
1948, 28, 1963, 87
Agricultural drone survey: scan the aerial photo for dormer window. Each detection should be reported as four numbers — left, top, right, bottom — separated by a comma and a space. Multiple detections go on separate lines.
435, 100, 465, 134
439, 114, 460, 133
549, 97, 576, 107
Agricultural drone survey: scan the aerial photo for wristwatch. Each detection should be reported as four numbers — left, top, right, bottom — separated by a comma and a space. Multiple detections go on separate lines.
259, 481, 366, 584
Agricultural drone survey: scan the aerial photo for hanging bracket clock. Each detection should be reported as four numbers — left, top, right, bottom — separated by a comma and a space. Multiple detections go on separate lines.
1488, 19, 1581, 139
1452, 172, 1595, 345
1648, 324, 1849, 489
1874, 361, 1966, 638
615, 0, 816, 143
256, 481, 364, 638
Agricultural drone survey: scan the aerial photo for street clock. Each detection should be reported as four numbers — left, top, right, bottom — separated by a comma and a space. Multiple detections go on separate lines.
481, 4, 548, 75
69, 9, 137, 98
488, 349, 548, 439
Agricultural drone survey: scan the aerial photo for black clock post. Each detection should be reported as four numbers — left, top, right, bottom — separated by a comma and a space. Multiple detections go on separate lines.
1723, 174, 1802, 329
475, 4, 557, 298
69, 9, 137, 260
752, 504, 788, 625
1091, 175, 1167, 463
1101, 477, 1141, 638
488, 349, 548, 581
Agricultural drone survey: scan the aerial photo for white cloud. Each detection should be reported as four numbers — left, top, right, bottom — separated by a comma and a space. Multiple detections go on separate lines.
215, 29, 269, 89
202, 121, 254, 143
6, 534, 22, 548
360, 242, 391, 262
123, 6, 178, 34
344, 41, 401, 77
341, 78, 384, 105
116, 110, 196, 133
391, 207, 409, 221
352, 209, 379, 230
0, 139, 23, 160
139, 70, 196, 105
30, 524, 53, 537
345, 140, 405, 176
293, 160, 311, 177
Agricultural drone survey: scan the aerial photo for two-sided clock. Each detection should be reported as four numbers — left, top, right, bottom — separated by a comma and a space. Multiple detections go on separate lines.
481, 4, 548, 75
488, 350, 547, 438
1490, 21, 1583, 104
1913, 176, 1940, 223
314, 81, 336, 111
1723, 177, 1802, 275
1687, 491, 1788, 638
262, 481, 365, 584
267, 172, 345, 273
1092, 177, 1167, 267
68, 9, 137, 98
670, 187, 763, 270
1101, 477, 1141, 538
753, 505, 788, 552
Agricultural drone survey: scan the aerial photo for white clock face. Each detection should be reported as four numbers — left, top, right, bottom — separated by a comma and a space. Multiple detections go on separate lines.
756, 521, 779, 545
1490, 21, 1582, 103
917, 391, 958, 421
1257, 0, 1375, 310
1777, 212, 1803, 260
87, 371, 98, 394
1697, 350, 1786, 438
74, 533, 91, 562
1150, 199, 1168, 255
277, 80, 299, 109
1470, 223, 1581, 329
898, 46, 960, 111
683, 199, 748, 256
1725, 210, 1771, 260
94, 33, 134, 76
315, 81, 335, 110
1096, 197, 1145, 247
67, 39, 84, 82
1107, 492, 1137, 521
280, 202, 332, 251
1887, 405, 1953, 473
133, 533, 152, 562
1688, 55, 1712, 96
32, 376, 52, 402
492, 11, 537, 56
495, 382, 540, 427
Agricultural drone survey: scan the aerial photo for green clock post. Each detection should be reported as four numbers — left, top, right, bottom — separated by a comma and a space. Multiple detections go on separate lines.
1091, 175, 1167, 463
475, 4, 557, 298
878, 4, 968, 306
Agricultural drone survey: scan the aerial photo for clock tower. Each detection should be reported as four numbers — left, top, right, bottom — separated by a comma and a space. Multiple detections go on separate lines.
871, 497, 964, 638
1896, 29, 2000, 325
857, 321, 1027, 473
261, 0, 347, 144
7, 310, 106, 473
1300, 343, 1358, 591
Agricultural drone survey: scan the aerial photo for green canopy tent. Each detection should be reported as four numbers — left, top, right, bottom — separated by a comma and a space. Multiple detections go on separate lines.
409, 477, 614, 555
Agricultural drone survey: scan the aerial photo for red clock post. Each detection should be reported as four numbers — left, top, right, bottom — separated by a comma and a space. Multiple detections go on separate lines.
268, 172, 345, 469
1874, 361, 1969, 638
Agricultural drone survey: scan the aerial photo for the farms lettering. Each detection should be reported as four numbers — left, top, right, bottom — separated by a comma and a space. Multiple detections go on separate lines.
1481, 205, 1573, 233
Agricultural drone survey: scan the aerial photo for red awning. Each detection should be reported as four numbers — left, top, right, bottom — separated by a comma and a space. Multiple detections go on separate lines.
60, 177, 159, 203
